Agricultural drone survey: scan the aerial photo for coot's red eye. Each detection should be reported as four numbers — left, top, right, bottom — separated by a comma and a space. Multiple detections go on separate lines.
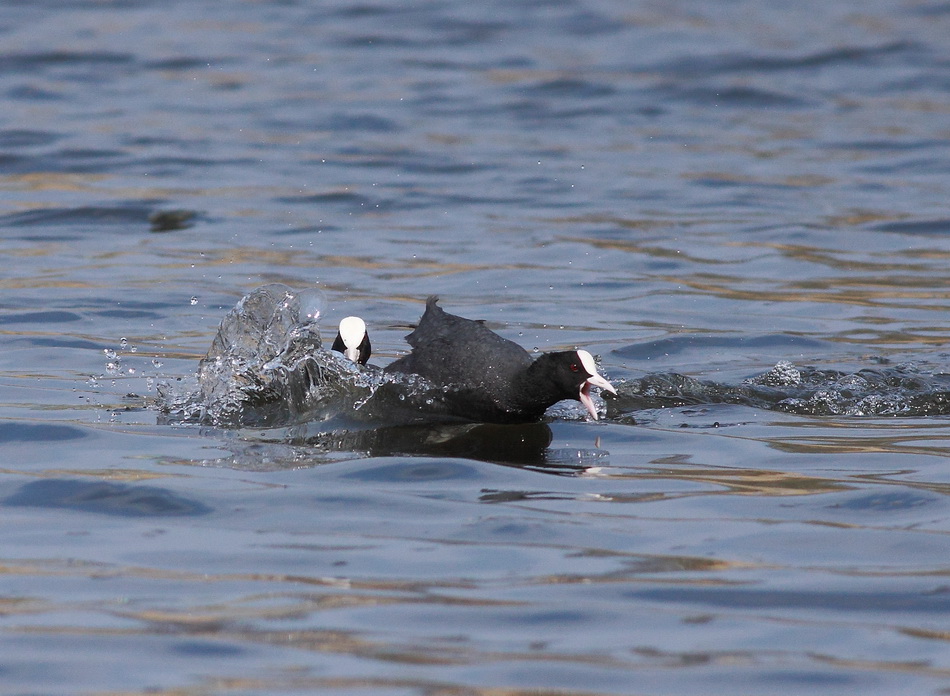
570, 363, 580, 372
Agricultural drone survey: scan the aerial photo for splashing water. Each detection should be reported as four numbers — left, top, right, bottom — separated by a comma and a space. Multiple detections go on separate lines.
159, 284, 334, 425
158, 284, 456, 427
607, 360, 950, 418
161, 287, 950, 430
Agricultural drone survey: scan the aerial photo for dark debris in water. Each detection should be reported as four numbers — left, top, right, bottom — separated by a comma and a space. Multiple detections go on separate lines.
149, 209, 199, 232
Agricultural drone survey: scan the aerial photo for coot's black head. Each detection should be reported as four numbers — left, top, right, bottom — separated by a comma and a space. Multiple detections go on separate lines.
331, 316, 371, 365
529, 349, 616, 419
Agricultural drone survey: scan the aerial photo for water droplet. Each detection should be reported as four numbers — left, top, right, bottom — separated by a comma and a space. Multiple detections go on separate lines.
190, 296, 198, 305
151, 359, 164, 368
119, 337, 128, 349
296, 288, 326, 323
104, 349, 118, 360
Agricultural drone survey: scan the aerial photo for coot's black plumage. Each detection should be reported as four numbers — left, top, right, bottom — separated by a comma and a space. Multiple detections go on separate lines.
384, 297, 615, 423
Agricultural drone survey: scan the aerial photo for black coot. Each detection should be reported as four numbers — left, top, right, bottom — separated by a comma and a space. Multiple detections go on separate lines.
384, 297, 615, 423
331, 316, 371, 365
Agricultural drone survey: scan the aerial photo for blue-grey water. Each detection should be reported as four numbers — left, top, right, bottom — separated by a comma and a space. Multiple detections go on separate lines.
2, 1, 950, 694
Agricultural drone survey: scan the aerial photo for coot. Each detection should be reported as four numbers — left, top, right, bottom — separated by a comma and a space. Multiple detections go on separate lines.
331, 316, 371, 365
384, 297, 615, 423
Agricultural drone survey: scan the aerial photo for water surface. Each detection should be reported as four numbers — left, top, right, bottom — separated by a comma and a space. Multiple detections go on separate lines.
2, 1, 950, 694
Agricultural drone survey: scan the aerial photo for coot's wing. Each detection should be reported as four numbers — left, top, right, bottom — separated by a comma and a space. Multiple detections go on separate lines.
389, 297, 532, 392
404, 296, 479, 349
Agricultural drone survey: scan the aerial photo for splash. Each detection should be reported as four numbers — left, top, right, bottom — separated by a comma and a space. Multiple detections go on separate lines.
753, 361, 950, 416
162, 286, 950, 430
158, 284, 457, 427
607, 359, 950, 418
159, 284, 345, 425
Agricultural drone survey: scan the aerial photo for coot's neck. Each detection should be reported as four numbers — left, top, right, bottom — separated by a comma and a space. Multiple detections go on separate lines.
509, 354, 571, 419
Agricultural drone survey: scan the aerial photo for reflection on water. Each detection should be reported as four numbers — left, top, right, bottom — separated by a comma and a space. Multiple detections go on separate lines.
192, 421, 609, 473
300, 422, 558, 467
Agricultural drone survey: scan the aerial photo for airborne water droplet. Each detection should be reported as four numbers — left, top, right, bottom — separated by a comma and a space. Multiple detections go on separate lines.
190, 296, 199, 305
295, 288, 327, 323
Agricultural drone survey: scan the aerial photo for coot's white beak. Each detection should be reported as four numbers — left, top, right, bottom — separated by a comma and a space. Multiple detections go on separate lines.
576, 350, 616, 420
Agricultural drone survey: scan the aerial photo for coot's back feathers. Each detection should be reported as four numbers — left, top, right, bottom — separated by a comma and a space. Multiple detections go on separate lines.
384, 297, 614, 423
389, 297, 532, 400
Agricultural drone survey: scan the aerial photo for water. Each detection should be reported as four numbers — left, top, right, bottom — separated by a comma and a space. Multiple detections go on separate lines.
2, 0, 950, 694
